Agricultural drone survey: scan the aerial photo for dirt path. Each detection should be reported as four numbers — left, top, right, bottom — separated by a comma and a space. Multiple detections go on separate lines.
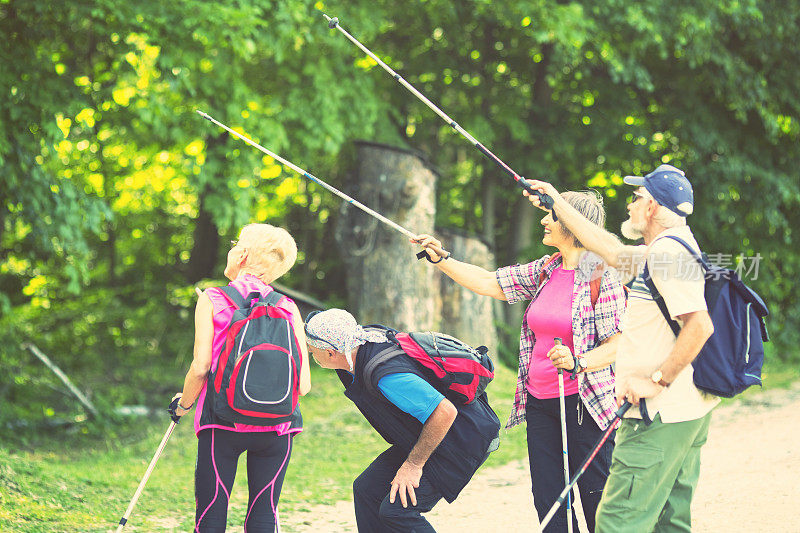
283, 384, 800, 532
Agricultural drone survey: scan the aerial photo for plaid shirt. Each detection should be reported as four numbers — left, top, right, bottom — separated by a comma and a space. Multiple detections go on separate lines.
496, 252, 627, 430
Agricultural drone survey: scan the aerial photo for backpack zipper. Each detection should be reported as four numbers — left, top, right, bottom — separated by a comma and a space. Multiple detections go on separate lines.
744, 302, 752, 364
237, 320, 251, 360
242, 319, 293, 404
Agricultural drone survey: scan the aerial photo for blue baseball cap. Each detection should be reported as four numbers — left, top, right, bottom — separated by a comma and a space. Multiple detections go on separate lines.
623, 164, 694, 216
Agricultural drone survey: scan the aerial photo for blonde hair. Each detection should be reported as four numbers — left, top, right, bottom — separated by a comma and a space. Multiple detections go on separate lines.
560, 190, 605, 247
237, 224, 297, 283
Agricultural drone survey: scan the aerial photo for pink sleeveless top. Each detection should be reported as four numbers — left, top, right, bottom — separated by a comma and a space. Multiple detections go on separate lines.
193, 274, 302, 436
524, 267, 580, 399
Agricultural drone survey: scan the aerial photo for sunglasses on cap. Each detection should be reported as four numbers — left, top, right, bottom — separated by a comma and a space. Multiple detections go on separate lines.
303, 310, 337, 350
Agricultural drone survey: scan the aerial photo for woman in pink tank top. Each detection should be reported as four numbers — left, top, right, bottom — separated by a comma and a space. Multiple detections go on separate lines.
170, 223, 311, 532
414, 191, 627, 533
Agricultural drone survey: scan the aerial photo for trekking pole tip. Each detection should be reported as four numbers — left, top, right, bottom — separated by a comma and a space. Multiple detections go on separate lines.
195, 109, 209, 120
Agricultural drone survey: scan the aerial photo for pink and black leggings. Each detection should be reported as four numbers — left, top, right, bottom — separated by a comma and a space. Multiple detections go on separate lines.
194, 428, 293, 533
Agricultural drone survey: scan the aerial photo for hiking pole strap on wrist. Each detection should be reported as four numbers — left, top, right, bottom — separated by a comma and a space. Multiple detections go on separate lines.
416, 250, 451, 263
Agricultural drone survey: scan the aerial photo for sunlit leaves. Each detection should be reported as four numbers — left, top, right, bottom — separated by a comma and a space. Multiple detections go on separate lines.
21, 275, 47, 297
184, 139, 205, 157
355, 56, 377, 70
260, 165, 283, 180
2, 0, 799, 361
111, 86, 135, 106
55, 114, 71, 138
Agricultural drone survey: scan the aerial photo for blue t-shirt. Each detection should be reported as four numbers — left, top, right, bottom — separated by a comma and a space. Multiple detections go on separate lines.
377, 373, 445, 424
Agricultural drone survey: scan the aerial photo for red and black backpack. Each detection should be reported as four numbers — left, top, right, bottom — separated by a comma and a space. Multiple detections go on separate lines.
209, 286, 302, 425
362, 326, 495, 405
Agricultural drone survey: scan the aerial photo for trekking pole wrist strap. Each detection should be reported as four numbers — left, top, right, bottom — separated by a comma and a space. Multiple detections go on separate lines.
429, 251, 450, 264
570, 355, 580, 379
415, 250, 451, 264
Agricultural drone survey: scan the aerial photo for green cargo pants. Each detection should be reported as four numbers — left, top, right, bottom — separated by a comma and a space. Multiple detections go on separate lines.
595, 411, 712, 533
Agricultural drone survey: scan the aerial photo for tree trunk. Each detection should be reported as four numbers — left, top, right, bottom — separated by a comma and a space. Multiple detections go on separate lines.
509, 195, 538, 264
481, 170, 495, 247
186, 184, 220, 283
498, 197, 538, 367
436, 229, 497, 355
338, 141, 439, 331
300, 183, 315, 294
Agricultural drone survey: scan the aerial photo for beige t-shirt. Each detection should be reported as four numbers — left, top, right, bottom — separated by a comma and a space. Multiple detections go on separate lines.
616, 225, 720, 423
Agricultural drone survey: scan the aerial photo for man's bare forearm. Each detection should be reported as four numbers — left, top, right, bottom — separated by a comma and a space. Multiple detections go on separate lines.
659, 311, 714, 383
407, 399, 457, 467
583, 333, 619, 372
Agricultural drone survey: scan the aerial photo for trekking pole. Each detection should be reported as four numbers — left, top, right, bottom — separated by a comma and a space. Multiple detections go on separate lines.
322, 14, 559, 220
196, 111, 446, 259
540, 401, 632, 530
116, 421, 177, 532
554, 338, 573, 533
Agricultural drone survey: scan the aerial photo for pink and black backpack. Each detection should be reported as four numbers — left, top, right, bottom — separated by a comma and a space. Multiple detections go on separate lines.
209, 286, 302, 425
363, 327, 495, 404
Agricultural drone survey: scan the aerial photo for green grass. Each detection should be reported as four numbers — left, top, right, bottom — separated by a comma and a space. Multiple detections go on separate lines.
0, 363, 525, 532
719, 344, 799, 405
1, 349, 795, 532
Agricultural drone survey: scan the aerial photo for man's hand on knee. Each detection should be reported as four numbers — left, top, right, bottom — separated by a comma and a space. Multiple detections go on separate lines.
389, 460, 423, 508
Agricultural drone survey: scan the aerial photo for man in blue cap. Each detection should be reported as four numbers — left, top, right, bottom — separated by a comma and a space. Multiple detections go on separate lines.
522, 165, 719, 532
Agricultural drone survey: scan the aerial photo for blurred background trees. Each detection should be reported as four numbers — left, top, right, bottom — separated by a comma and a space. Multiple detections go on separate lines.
1, 0, 798, 426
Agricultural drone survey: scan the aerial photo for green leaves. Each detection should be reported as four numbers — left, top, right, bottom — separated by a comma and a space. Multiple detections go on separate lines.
2, 0, 800, 435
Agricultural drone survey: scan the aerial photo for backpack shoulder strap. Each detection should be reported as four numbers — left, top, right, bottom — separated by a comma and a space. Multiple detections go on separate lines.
220, 286, 286, 309
537, 253, 562, 287
362, 345, 405, 399
660, 235, 709, 271
590, 263, 605, 308
218, 285, 247, 309
590, 267, 630, 308
641, 264, 682, 337
262, 289, 285, 307
642, 234, 711, 337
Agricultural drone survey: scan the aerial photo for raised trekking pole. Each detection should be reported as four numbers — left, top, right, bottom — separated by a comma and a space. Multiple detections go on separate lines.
116, 420, 178, 531
554, 337, 573, 533
540, 401, 633, 530
322, 14, 559, 220
195, 110, 448, 259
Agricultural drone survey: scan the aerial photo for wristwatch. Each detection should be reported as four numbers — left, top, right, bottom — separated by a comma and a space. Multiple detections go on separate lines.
576, 357, 588, 373
650, 369, 670, 388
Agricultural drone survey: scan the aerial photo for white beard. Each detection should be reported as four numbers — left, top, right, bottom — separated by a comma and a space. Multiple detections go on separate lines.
621, 219, 645, 240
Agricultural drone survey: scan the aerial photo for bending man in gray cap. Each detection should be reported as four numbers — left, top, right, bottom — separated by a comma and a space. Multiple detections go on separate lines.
520, 165, 718, 532
304, 309, 500, 533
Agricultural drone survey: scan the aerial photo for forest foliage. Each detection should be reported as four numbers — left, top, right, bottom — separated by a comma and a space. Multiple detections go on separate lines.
1, 0, 798, 427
